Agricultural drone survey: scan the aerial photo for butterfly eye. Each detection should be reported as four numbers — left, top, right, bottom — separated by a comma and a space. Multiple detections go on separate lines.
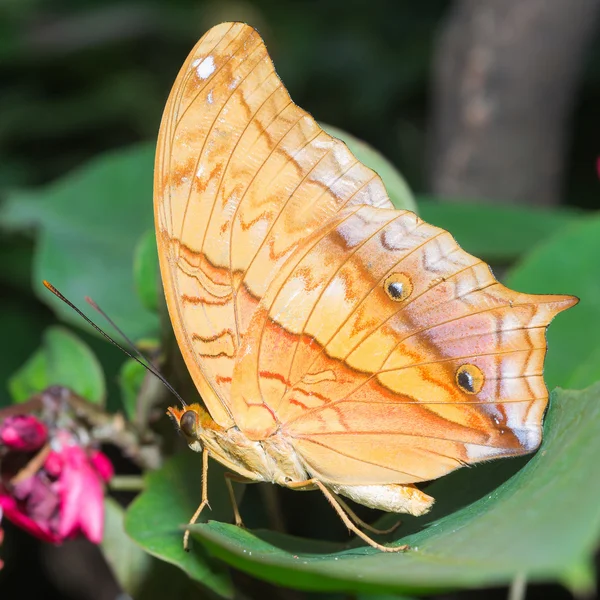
455, 364, 485, 395
384, 273, 413, 302
179, 410, 199, 438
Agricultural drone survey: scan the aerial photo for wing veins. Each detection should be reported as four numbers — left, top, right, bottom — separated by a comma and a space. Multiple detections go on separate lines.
378, 345, 545, 374
188, 65, 278, 347
254, 210, 360, 417
175, 31, 258, 258
174, 46, 268, 361
232, 125, 326, 297
286, 224, 449, 392
227, 100, 301, 291
192, 46, 268, 259
290, 222, 466, 388
161, 25, 233, 237
282, 210, 405, 409
172, 26, 250, 139
159, 29, 258, 420
329, 396, 545, 406
298, 437, 424, 479
226, 84, 288, 343
284, 316, 549, 430
297, 429, 516, 449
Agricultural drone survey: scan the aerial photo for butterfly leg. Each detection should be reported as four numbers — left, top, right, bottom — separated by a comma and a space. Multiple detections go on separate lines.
224, 471, 249, 527
333, 493, 401, 536
184, 447, 211, 551
287, 479, 408, 552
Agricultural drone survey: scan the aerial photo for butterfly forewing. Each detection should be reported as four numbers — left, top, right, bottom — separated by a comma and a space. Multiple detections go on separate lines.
155, 22, 394, 429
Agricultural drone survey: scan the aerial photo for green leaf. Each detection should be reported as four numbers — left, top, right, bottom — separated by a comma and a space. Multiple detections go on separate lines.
134, 229, 160, 313
418, 197, 583, 262
125, 452, 235, 599
8, 326, 105, 404
8, 348, 47, 404
320, 124, 417, 213
0, 234, 35, 293
0, 144, 158, 342
0, 295, 52, 405
102, 497, 154, 596
103, 497, 206, 600
127, 385, 600, 595
357, 596, 419, 600
567, 345, 600, 391
505, 214, 600, 390
118, 358, 147, 422
559, 558, 597, 598
357, 595, 419, 600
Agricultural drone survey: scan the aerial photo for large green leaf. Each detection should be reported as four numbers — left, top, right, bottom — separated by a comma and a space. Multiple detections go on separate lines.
134, 229, 160, 314
126, 385, 600, 595
506, 214, 600, 390
418, 197, 583, 263
125, 452, 235, 599
0, 144, 158, 342
8, 325, 105, 405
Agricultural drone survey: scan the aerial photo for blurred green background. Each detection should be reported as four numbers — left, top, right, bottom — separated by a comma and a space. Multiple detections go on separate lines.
2, 0, 598, 200
1, 1, 599, 599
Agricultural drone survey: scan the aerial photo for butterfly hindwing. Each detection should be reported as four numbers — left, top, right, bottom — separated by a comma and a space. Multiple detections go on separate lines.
230, 204, 575, 483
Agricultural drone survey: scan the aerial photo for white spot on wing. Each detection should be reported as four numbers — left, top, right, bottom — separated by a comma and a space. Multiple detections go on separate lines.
207, 90, 214, 104
246, 218, 269, 248
313, 137, 333, 151
337, 220, 366, 248
332, 143, 352, 168
505, 403, 541, 451
322, 276, 347, 302
465, 443, 504, 461
514, 426, 541, 451
381, 215, 420, 251
194, 56, 215, 79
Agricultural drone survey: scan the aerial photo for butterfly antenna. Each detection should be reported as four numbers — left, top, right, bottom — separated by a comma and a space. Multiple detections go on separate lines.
43, 280, 187, 407
84, 295, 154, 366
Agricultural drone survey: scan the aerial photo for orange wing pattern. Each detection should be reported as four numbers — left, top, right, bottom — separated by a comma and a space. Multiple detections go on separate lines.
155, 22, 393, 429
231, 204, 575, 483
155, 22, 576, 488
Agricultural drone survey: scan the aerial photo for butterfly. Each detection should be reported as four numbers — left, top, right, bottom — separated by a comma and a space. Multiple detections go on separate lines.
154, 22, 577, 552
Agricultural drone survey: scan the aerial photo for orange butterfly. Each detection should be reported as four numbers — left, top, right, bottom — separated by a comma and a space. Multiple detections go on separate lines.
155, 22, 577, 552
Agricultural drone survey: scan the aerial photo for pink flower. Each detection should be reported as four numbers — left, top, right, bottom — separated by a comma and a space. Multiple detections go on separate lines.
0, 415, 47, 451
0, 415, 113, 544
0, 507, 4, 570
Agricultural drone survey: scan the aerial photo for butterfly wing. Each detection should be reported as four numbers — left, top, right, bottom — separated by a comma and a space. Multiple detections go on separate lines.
230, 204, 577, 483
154, 22, 393, 427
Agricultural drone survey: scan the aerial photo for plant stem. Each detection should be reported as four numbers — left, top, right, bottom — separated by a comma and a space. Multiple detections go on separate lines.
508, 573, 527, 600
109, 475, 145, 491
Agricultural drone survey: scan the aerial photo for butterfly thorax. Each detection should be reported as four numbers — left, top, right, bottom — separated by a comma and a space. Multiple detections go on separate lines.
168, 404, 309, 486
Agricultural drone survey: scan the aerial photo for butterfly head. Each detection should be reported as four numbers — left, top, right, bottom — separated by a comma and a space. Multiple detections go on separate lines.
167, 403, 214, 452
